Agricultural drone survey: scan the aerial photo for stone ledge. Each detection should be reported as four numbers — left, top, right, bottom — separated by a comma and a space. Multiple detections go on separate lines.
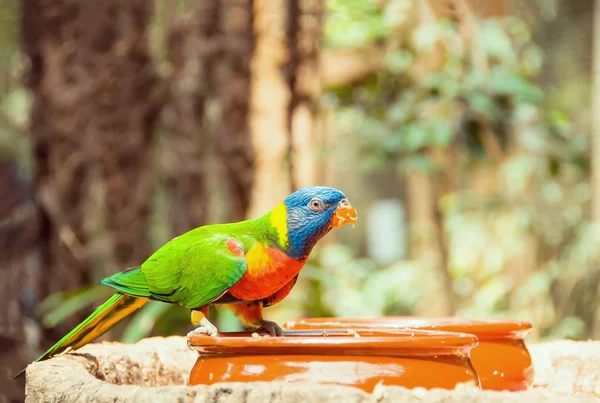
24, 337, 600, 402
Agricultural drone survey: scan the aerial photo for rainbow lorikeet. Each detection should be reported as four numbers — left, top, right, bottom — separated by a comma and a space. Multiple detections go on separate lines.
20, 186, 357, 375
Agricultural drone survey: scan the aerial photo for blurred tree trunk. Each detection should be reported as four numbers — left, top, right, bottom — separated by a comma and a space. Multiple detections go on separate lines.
22, 0, 95, 323
287, 0, 323, 190
247, 0, 324, 215
592, 0, 600, 337
88, 1, 158, 272
163, 4, 218, 235
22, 0, 157, 328
164, 0, 254, 231
405, 170, 456, 316
285, 0, 300, 191
427, 0, 507, 20
320, 46, 385, 90
0, 160, 40, 402
247, 0, 291, 218
592, 0, 600, 223
400, 1, 457, 316
217, 0, 255, 222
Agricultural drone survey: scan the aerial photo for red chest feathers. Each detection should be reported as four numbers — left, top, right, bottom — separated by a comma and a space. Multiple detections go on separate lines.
227, 241, 304, 301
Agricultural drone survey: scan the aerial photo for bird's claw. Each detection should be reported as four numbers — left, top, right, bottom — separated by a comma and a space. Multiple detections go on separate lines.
186, 317, 219, 339
186, 317, 219, 350
258, 320, 284, 337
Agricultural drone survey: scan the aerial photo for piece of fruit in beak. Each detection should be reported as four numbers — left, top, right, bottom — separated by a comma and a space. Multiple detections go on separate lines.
332, 200, 358, 228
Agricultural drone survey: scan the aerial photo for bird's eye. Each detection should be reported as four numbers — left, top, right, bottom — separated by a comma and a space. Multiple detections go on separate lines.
309, 198, 323, 212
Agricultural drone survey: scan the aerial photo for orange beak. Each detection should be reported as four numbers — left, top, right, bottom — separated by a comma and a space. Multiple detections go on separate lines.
332, 200, 358, 228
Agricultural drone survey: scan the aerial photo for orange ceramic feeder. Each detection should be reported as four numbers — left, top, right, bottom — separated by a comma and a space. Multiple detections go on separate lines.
284, 317, 534, 391
188, 329, 480, 393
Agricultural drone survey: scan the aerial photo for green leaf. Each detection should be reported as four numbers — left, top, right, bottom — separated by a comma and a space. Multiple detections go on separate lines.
382, 0, 414, 29
121, 302, 172, 343
383, 133, 403, 152
547, 316, 586, 340
429, 119, 454, 148
489, 68, 543, 103
548, 110, 570, 133
402, 123, 427, 152
480, 20, 515, 63
396, 155, 435, 175
324, 0, 389, 48
412, 22, 442, 52
37, 285, 94, 315
440, 77, 461, 98
1, 88, 32, 127
39, 285, 112, 328
520, 45, 544, 76
384, 50, 413, 74
301, 265, 340, 288
154, 304, 191, 336
386, 102, 409, 124
215, 307, 244, 332
467, 93, 497, 116
360, 153, 388, 173
505, 17, 531, 46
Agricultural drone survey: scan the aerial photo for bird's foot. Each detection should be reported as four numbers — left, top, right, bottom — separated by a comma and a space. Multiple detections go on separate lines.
257, 319, 284, 337
186, 317, 219, 338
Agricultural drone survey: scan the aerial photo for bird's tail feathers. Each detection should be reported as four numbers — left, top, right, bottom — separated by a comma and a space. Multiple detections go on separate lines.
15, 293, 148, 378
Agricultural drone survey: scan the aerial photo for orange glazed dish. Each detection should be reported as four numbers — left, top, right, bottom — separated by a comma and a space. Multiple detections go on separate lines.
284, 316, 534, 391
188, 329, 481, 393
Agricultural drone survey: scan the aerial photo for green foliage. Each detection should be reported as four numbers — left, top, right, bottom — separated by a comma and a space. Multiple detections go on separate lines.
0, 84, 32, 175
120, 302, 173, 343
282, 243, 426, 319
333, 16, 549, 172
1, 88, 31, 127
37, 285, 113, 328
325, 0, 390, 48
269, 1, 597, 341
0, 1, 18, 71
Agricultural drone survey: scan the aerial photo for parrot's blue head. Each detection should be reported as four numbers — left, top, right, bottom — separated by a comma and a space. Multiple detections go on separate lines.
281, 186, 357, 259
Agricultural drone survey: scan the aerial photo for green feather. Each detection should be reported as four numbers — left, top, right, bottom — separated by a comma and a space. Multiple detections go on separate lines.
138, 229, 249, 308
100, 266, 151, 297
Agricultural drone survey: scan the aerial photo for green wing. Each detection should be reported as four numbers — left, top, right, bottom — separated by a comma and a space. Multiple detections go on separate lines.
102, 267, 152, 297
102, 228, 248, 309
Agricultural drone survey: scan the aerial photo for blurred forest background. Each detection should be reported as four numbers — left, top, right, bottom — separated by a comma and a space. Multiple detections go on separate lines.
1, 0, 600, 399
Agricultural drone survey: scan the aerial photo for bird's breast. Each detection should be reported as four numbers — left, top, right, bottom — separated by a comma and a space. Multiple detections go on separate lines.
227, 242, 304, 301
